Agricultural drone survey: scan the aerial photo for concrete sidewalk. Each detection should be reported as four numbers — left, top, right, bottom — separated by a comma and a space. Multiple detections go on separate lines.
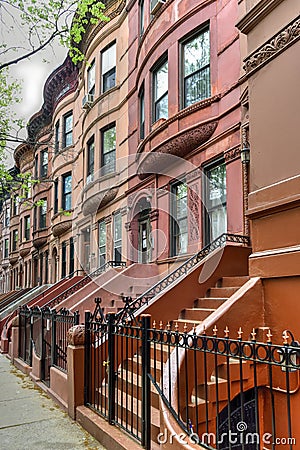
0, 354, 106, 450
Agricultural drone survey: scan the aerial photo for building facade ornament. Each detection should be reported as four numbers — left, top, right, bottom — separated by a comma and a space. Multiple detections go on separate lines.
244, 18, 300, 75
52, 220, 72, 237
224, 146, 241, 163
67, 324, 85, 346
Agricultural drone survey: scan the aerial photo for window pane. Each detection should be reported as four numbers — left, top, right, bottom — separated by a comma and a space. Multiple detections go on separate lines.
184, 30, 210, 77
63, 174, 72, 193
65, 114, 73, 133
114, 214, 122, 241
154, 61, 168, 101
103, 127, 116, 153
184, 66, 210, 106
88, 61, 95, 94
155, 93, 168, 120
103, 68, 116, 92
102, 43, 116, 74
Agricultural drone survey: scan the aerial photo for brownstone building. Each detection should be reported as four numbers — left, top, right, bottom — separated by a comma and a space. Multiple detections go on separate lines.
1, 0, 299, 448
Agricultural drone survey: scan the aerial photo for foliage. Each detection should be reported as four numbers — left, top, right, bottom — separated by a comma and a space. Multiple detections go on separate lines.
0, 0, 109, 203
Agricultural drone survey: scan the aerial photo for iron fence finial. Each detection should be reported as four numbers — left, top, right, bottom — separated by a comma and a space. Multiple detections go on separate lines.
238, 327, 243, 339
224, 326, 229, 338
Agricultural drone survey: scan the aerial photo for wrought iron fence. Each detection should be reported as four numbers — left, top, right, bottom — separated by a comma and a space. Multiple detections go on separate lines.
116, 233, 250, 323
85, 301, 300, 450
45, 260, 126, 309
18, 305, 79, 382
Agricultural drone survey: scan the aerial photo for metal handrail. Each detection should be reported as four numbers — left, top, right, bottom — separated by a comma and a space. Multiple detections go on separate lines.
116, 233, 250, 323
44, 260, 126, 309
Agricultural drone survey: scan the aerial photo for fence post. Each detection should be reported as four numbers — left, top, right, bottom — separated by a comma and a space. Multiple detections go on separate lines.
41, 309, 45, 381
29, 309, 33, 366
141, 314, 151, 450
84, 311, 91, 405
18, 308, 22, 359
74, 310, 80, 326
51, 309, 57, 367
107, 312, 116, 425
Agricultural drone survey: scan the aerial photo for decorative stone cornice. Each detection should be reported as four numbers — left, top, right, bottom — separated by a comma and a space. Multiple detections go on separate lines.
138, 121, 218, 179
243, 17, 300, 76
236, 0, 284, 34
67, 324, 85, 346
9, 253, 18, 265
27, 56, 78, 142
224, 146, 241, 163
14, 143, 34, 170
82, 187, 119, 216
52, 220, 72, 237
20, 247, 31, 258
32, 236, 47, 249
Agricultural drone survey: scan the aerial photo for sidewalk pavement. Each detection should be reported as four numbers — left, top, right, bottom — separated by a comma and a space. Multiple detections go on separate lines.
0, 353, 106, 450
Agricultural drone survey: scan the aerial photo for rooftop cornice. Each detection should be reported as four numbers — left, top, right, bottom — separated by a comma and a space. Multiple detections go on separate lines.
27, 55, 78, 143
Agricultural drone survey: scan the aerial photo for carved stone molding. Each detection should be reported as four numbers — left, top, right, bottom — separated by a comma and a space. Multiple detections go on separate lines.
244, 18, 300, 75
9, 254, 18, 265
20, 248, 31, 258
82, 187, 119, 216
188, 184, 200, 242
12, 315, 19, 327
32, 236, 47, 249
224, 146, 241, 163
67, 324, 85, 346
52, 220, 72, 237
138, 121, 218, 179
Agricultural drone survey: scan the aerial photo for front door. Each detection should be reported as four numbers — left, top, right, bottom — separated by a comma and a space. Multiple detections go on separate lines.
138, 218, 151, 263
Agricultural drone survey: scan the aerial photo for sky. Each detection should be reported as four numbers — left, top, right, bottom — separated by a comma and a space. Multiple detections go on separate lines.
1, 2, 68, 167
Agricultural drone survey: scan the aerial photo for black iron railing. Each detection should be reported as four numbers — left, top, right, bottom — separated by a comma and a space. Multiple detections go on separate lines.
45, 260, 126, 309
84, 303, 300, 450
116, 233, 250, 323
18, 304, 79, 380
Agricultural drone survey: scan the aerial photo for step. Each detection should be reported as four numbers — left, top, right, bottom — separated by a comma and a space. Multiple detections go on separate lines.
217, 276, 250, 288
192, 378, 228, 403
181, 398, 213, 426
98, 387, 160, 438
213, 359, 251, 381
175, 319, 203, 332
122, 356, 162, 378
180, 308, 216, 321
193, 298, 226, 308
116, 370, 160, 408
206, 287, 239, 298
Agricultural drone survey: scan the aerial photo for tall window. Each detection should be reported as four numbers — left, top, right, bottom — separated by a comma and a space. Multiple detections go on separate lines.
101, 125, 116, 175
69, 237, 74, 275
63, 112, 73, 148
12, 197, 19, 216
139, 85, 145, 139
4, 239, 9, 258
24, 215, 30, 241
33, 206, 37, 231
153, 58, 168, 122
101, 42, 116, 93
34, 155, 38, 178
4, 207, 10, 227
54, 178, 59, 214
40, 149, 48, 178
171, 182, 188, 256
87, 137, 95, 183
39, 199, 47, 229
61, 241, 67, 278
55, 120, 60, 153
204, 162, 227, 244
114, 213, 122, 262
87, 60, 96, 95
139, 0, 145, 36
12, 230, 18, 252
62, 173, 72, 211
183, 28, 210, 108
98, 220, 106, 266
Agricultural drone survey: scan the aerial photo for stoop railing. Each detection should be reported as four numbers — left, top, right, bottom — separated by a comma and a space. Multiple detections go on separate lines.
116, 233, 250, 323
45, 260, 126, 309
85, 300, 300, 450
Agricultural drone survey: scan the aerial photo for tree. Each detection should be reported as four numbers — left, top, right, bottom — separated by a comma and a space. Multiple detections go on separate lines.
0, 0, 109, 197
